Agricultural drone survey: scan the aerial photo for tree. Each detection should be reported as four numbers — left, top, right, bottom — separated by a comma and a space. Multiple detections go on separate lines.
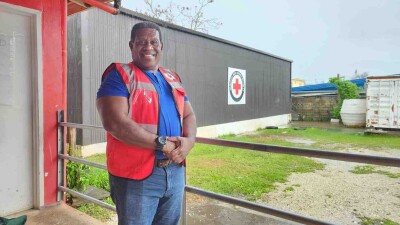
141, 0, 222, 33
329, 77, 360, 119
351, 69, 369, 79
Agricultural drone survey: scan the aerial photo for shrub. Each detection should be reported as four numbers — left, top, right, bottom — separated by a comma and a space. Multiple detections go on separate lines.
329, 77, 360, 119
67, 161, 90, 191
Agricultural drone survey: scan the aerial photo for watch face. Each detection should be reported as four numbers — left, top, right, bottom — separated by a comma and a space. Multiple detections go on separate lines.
158, 136, 167, 145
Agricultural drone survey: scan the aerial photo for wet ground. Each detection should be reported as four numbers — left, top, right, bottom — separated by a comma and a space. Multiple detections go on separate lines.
289, 121, 365, 133
289, 121, 400, 136
186, 193, 301, 225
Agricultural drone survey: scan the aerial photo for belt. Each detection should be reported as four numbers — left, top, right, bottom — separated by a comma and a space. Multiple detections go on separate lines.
156, 159, 172, 167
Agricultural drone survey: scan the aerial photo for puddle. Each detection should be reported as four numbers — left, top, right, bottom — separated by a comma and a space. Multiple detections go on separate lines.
186, 194, 300, 225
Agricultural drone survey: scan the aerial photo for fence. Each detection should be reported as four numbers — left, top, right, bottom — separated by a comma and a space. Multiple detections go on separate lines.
57, 111, 400, 225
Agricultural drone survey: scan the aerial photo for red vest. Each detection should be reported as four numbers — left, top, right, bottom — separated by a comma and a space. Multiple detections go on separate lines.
101, 62, 186, 180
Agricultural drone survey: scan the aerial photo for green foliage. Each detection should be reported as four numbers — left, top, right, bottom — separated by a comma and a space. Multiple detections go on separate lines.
77, 197, 115, 222
331, 105, 341, 120
66, 161, 90, 191
329, 77, 360, 119
68, 154, 113, 220
284, 186, 295, 192
351, 166, 400, 178
350, 165, 375, 174
86, 167, 110, 191
360, 217, 400, 225
84, 154, 110, 191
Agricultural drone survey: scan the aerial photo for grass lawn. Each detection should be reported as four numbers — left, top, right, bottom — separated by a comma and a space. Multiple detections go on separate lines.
83, 127, 400, 201
242, 127, 400, 150
186, 143, 323, 200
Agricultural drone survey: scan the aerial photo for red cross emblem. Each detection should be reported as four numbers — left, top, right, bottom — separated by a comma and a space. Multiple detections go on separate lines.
233, 78, 241, 95
229, 71, 245, 102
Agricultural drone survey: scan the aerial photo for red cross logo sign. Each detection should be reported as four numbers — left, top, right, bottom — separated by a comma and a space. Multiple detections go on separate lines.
233, 78, 242, 95
228, 70, 245, 103
163, 71, 175, 81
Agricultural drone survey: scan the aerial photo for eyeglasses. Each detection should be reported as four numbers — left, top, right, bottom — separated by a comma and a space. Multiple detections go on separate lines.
135, 40, 161, 48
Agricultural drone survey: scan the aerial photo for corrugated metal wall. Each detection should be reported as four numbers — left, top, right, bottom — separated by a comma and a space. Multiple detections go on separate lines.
67, 8, 292, 145
67, 15, 83, 143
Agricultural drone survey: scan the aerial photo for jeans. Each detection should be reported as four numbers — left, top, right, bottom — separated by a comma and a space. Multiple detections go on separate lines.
109, 163, 185, 225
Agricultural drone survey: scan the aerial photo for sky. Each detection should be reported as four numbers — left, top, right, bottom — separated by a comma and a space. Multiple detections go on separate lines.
123, 0, 400, 84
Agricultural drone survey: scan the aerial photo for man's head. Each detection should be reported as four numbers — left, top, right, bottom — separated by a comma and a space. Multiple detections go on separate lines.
129, 22, 163, 72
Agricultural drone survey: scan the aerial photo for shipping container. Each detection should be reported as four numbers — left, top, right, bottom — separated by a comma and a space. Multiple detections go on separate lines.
366, 76, 400, 129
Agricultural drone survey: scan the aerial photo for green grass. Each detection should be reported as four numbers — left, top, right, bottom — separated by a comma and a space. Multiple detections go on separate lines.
85, 153, 107, 164
186, 143, 324, 201
283, 186, 295, 192
350, 165, 400, 178
249, 127, 400, 150
77, 197, 115, 222
83, 154, 110, 191
70, 154, 114, 221
360, 217, 400, 225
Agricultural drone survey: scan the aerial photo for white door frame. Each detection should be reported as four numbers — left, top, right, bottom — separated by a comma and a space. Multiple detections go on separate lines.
0, 2, 44, 209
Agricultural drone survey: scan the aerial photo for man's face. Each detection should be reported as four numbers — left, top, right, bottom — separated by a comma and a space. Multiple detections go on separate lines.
129, 28, 163, 72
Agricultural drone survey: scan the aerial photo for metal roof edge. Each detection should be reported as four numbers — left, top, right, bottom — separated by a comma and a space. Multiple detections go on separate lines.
366, 74, 400, 80
118, 7, 293, 63
292, 90, 337, 94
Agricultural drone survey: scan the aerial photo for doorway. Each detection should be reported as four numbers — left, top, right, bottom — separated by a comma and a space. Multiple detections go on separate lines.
0, 2, 42, 216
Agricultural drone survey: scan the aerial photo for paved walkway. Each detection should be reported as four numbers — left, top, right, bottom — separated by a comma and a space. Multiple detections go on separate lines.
7, 203, 106, 225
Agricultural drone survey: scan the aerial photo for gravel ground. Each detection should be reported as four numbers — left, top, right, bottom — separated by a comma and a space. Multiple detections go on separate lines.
258, 146, 400, 225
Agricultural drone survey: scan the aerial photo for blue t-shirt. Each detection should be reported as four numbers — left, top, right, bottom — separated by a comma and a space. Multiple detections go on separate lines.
97, 67, 188, 160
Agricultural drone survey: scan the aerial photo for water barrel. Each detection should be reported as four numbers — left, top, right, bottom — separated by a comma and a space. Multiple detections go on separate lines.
340, 99, 366, 127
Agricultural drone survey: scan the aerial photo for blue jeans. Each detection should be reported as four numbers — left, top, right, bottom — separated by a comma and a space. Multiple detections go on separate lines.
109, 163, 185, 225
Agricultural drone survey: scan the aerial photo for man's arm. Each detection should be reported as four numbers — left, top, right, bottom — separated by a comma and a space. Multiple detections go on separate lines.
166, 101, 197, 163
182, 101, 197, 142
96, 96, 176, 151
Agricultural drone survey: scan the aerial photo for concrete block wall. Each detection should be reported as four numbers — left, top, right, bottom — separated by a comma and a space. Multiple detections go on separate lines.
292, 96, 338, 121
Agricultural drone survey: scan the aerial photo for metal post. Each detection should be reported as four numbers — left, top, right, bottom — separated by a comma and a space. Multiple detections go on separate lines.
180, 166, 187, 225
57, 110, 65, 201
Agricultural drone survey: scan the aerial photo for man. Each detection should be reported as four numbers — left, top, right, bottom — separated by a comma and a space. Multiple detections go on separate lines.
96, 21, 197, 225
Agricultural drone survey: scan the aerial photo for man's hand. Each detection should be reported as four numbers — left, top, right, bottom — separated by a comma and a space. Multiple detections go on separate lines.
162, 136, 195, 163
162, 138, 177, 154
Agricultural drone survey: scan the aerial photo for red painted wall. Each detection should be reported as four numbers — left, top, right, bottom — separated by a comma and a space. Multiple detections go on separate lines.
1, 0, 67, 205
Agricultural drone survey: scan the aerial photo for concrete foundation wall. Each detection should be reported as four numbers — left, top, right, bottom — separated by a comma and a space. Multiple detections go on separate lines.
197, 114, 291, 138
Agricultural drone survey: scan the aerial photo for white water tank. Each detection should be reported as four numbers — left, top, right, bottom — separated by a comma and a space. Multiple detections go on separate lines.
340, 99, 367, 127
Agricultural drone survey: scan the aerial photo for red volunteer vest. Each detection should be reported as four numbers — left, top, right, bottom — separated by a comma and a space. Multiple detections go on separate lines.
101, 62, 186, 180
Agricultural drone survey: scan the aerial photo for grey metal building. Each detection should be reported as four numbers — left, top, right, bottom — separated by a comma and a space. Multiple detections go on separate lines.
67, 8, 292, 145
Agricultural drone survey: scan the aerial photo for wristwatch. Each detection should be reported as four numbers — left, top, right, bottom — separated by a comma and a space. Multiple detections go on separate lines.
155, 136, 167, 151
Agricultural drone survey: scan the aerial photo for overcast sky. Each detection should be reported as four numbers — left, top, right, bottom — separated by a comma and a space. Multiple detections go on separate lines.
123, 0, 400, 84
